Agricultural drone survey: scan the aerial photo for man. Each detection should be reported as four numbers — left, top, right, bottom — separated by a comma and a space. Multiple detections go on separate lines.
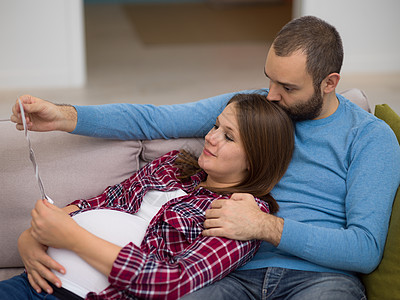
11, 16, 400, 299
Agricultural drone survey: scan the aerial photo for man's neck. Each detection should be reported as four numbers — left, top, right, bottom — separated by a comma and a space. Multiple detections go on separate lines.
316, 91, 339, 120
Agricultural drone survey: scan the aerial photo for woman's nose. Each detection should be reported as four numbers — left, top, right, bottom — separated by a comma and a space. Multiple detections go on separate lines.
205, 128, 221, 145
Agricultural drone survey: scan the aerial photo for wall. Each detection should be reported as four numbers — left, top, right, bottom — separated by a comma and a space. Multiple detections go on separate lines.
0, 0, 86, 88
293, 0, 400, 73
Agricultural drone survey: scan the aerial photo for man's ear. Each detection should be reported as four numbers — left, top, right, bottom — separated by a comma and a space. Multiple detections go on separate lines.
321, 73, 340, 94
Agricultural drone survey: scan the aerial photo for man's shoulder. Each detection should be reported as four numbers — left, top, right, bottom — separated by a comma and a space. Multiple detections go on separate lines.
339, 95, 389, 132
338, 97, 398, 157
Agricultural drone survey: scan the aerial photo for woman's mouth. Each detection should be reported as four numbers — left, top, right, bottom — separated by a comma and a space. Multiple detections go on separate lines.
203, 148, 216, 157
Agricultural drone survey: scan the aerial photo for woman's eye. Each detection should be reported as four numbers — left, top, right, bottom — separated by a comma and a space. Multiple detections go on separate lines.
225, 134, 234, 142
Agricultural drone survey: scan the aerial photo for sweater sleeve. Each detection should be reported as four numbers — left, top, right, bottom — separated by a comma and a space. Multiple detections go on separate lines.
71, 93, 235, 140
277, 120, 400, 274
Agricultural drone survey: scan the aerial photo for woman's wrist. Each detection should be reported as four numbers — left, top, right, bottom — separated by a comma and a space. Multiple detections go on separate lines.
62, 205, 80, 215
69, 228, 122, 277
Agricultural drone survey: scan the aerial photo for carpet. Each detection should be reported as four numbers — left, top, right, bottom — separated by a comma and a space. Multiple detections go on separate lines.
123, 2, 292, 45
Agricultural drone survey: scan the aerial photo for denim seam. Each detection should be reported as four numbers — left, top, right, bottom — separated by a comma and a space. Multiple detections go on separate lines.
262, 267, 285, 300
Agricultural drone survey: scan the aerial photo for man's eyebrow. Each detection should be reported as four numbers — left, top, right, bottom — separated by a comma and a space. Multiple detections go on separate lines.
264, 71, 300, 89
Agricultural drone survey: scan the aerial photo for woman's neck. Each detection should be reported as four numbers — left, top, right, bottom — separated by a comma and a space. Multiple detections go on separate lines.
199, 177, 240, 190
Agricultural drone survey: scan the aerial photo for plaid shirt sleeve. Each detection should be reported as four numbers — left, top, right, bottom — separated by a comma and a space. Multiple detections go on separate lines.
68, 151, 182, 213
106, 233, 261, 299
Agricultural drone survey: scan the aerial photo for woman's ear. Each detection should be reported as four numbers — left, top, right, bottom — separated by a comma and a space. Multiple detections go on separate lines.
321, 73, 340, 94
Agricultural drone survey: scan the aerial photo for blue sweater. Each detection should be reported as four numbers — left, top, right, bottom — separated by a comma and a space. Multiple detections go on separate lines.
72, 90, 400, 276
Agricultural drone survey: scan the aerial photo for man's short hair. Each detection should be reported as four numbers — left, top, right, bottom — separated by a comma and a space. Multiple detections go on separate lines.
273, 16, 344, 88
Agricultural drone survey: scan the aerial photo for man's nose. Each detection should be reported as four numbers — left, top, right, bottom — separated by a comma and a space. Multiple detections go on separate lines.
266, 83, 282, 102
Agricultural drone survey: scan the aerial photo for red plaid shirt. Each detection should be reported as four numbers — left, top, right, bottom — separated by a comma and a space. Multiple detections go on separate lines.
69, 151, 270, 299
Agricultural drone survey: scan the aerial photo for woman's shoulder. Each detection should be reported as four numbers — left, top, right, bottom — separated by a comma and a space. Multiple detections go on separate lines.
146, 150, 181, 170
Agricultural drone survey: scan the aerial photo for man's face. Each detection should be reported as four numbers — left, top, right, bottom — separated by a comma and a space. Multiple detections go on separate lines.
264, 47, 323, 121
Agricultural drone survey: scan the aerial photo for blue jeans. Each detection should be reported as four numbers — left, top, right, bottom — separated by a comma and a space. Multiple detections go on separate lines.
181, 268, 366, 300
0, 273, 59, 300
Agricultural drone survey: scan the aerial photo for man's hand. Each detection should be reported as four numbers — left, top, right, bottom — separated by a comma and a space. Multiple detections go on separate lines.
202, 193, 284, 247
18, 228, 65, 295
10, 95, 77, 133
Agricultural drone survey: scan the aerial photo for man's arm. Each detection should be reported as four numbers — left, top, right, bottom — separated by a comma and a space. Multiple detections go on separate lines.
277, 122, 400, 273
70, 93, 233, 140
11, 92, 241, 140
203, 121, 400, 274
11, 95, 77, 133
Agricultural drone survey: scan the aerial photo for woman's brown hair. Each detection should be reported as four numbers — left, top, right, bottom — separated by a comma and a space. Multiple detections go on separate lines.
176, 93, 294, 213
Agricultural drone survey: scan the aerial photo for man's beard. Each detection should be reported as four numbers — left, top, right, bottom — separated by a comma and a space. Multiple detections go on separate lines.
276, 87, 323, 122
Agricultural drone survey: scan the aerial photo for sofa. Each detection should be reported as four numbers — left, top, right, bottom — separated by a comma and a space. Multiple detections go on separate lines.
0, 89, 399, 300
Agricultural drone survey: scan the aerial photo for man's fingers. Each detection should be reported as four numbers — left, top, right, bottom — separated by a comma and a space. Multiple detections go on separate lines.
203, 218, 222, 229
209, 199, 226, 209
202, 228, 226, 238
202, 228, 215, 237
14, 122, 24, 131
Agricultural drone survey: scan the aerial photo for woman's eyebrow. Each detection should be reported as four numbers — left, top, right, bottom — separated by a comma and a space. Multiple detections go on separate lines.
219, 118, 237, 134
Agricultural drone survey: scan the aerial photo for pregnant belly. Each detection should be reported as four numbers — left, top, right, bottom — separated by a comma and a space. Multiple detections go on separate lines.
47, 209, 148, 298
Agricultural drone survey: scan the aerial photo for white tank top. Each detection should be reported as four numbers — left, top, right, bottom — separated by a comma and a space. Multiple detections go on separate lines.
47, 189, 187, 298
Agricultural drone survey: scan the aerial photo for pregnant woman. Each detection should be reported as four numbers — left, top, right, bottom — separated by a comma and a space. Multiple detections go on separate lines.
0, 93, 294, 299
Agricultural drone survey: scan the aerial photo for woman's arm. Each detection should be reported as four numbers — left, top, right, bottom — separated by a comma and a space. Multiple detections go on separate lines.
30, 200, 121, 277
18, 204, 80, 294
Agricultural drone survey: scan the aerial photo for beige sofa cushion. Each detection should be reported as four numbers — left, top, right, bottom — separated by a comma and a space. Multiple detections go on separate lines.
140, 138, 204, 167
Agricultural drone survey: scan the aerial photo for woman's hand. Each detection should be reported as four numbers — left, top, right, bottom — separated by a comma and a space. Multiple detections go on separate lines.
30, 199, 81, 250
18, 228, 65, 294
31, 200, 121, 277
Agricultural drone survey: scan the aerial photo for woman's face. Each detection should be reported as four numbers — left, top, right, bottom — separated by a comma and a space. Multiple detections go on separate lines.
198, 103, 248, 188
